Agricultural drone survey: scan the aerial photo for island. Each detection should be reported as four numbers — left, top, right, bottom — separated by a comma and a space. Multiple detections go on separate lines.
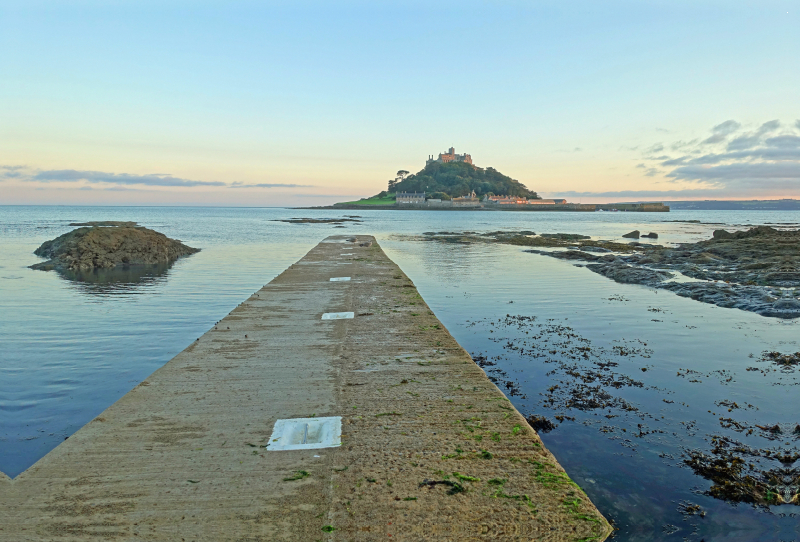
30, 222, 200, 272
319, 147, 668, 212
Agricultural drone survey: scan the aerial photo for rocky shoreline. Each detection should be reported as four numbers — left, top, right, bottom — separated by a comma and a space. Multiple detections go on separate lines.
416, 226, 800, 319
30, 223, 199, 272
533, 226, 800, 318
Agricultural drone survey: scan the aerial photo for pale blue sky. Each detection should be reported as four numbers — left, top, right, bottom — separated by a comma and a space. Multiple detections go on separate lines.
1, 1, 798, 205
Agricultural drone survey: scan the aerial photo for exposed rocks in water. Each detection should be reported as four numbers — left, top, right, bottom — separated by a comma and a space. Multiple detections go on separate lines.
586, 262, 674, 284
759, 351, 800, 372
641, 232, 659, 239
526, 415, 556, 433
415, 226, 800, 318
277, 217, 362, 224
30, 224, 199, 272
540, 233, 590, 240
531, 226, 800, 319
418, 230, 637, 252
684, 435, 800, 506
622, 230, 640, 239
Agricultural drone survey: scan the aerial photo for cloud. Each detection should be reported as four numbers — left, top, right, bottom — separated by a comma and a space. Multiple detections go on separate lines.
644, 143, 664, 155
3, 166, 316, 192
76, 185, 139, 192
726, 119, 780, 151
765, 135, 800, 149
639, 119, 800, 197
28, 169, 225, 187
702, 119, 741, 144
670, 139, 698, 151
668, 162, 800, 183
293, 193, 362, 198
0, 165, 27, 180
228, 182, 315, 188
556, 189, 726, 198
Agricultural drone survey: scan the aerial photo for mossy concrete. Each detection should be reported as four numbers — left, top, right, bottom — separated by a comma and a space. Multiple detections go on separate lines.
0, 235, 611, 541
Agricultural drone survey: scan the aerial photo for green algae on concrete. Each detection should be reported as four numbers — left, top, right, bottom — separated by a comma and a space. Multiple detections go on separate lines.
0, 235, 611, 541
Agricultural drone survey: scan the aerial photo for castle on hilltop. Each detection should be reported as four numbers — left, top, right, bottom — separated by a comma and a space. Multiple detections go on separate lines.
426, 147, 473, 166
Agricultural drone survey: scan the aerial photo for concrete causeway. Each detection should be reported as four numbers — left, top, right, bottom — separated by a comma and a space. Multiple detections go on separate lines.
0, 236, 611, 541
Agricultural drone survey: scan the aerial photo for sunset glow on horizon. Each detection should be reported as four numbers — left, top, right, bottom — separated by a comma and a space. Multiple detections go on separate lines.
2, 1, 798, 206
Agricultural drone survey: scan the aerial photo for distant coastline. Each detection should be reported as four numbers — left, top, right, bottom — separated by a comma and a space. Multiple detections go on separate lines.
663, 199, 800, 210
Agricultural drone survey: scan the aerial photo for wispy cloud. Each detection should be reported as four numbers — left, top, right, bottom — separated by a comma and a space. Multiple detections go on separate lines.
0, 165, 27, 180
228, 182, 315, 188
292, 193, 361, 198
28, 169, 225, 187
638, 119, 800, 197
555, 189, 718, 198
0, 166, 311, 190
701, 119, 741, 145
725, 120, 780, 151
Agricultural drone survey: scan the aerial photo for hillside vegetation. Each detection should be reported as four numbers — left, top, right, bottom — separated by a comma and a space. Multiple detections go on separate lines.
393, 161, 538, 199
337, 195, 396, 206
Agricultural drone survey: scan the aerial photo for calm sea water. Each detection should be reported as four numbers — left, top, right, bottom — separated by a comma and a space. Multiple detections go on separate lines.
1, 206, 798, 541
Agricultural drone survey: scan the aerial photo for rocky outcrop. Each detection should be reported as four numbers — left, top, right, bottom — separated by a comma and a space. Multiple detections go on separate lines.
30, 224, 199, 271
527, 226, 800, 319
622, 230, 640, 239
585, 262, 674, 284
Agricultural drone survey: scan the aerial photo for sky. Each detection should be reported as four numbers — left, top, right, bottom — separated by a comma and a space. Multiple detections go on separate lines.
1, 1, 799, 206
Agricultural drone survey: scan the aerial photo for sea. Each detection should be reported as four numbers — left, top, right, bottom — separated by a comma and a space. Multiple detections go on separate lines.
1, 206, 798, 541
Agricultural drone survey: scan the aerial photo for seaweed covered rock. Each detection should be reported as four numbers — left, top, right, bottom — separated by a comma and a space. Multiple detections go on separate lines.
712, 226, 778, 240
30, 224, 199, 271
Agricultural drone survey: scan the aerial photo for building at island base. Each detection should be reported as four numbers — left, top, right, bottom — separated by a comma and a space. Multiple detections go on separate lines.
451, 190, 481, 207
484, 195, 568, 205
395, 191, 483, 208
396, 192, 426, 204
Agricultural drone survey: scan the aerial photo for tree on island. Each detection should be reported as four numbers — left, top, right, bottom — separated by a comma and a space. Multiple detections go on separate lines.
390, 161, 538, 200
388, 170, 411, 193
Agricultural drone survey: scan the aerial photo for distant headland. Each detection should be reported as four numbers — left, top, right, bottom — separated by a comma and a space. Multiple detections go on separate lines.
314, 147, 669, 212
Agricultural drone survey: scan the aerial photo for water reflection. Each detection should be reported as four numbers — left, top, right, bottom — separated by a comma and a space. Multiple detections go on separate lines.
55, 262, 172, 295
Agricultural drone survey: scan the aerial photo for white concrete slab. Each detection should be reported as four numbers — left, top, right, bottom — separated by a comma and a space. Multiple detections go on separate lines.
329, 277, 351, 282
321, 312, 354, 320
266, 417, 342, 451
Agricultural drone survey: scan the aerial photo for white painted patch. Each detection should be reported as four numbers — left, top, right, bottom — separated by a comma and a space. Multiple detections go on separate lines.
267, 417, 342, 451
322, 312, 354, 320
329, 277, 351, 282
341, 252, 354, 256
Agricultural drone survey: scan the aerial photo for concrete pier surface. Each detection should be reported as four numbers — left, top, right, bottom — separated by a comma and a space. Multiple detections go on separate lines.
0, 236, 611, 541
